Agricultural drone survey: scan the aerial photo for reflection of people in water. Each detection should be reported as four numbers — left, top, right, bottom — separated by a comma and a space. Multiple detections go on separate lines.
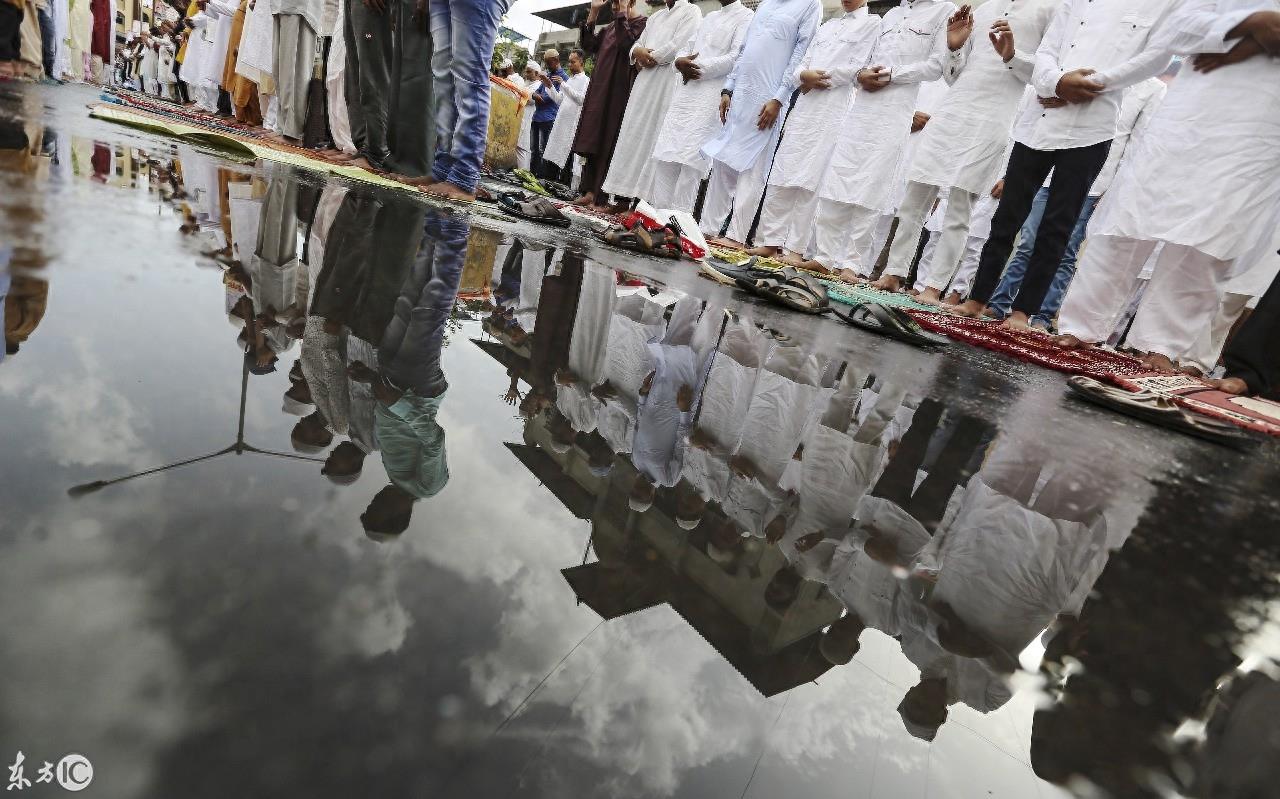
1, 114, 51, 362
353, 210, 468, 539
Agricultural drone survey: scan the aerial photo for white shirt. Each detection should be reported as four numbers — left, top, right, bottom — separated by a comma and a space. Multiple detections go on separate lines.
651, 0, 755, 170
1012, 0, 1179, 151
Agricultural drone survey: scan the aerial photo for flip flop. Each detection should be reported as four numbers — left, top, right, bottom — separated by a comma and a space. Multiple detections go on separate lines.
497, 192, 572, 227
746, 271, 830, 314
832, 302, 950, 348
1065, 376, 1259, 449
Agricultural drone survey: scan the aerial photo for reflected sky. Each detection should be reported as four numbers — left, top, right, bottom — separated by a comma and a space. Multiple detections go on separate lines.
3, 83, 1280, 799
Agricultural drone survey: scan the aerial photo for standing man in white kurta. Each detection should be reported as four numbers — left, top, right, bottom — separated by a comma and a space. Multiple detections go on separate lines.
600, 0, 703, 205
749, 0, 882, 265
648, 0, 754, 214
870, 0, 1059, 297
804, 0, 958, 276
1054, 0, 1280, 371
951, 0, 1179, 328
269, 0, 322, 143
698, 0, 822, 246
542, 48, 591, 185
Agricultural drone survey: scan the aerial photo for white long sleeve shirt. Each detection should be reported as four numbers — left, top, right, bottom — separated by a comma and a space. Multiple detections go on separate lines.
1012, 0, 1179, 151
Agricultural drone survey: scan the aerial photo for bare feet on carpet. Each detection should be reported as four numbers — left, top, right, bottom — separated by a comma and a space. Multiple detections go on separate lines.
400, 175, 437, 187
951, 299, 987, 319
1208, 376, 1250, 395
915, 287, 944, 306
942, 291, 963, 306
603, 202, 630, 215
778, 251, 806, 267
573, 191, 596, 207
745, 246, 780, 258
870, 274, 903, 292
1139, 352, 1179, 373
1052, 334, 1094, 350
344, 155, 377, 171
1001, 312, 1035, 331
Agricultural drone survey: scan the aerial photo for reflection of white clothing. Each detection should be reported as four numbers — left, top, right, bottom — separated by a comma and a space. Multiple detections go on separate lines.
556, 265, 615, 432
632, 300, 704, 487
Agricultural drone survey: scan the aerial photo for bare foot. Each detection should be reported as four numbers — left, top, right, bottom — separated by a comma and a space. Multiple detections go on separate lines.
1052, 334, 1094, 350
1208, 376, 1250, 395
708, 236, 746, 250
1001, 312, 1034, 331
1139, 352, 1179, 373
798, 259, 833, 275
591, 204, 612, 214
943, 291, 963, 305
778, 251, 806, 267
870, 274, 902, 292
746, 246, 780, 258
952, 300, 987, 319
1179, 364, 1205, 378
916, 287, 945, 306
401, 175, 439, 187
424, 181, 477, 202
603, 202, 630, 215
573, 191, 596, 207
345, 155, 377, 171
834, 268, 865, 283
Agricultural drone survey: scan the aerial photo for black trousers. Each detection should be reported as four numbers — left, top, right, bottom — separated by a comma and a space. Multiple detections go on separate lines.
969, 140, 1111, 315
530, 119, 553, 178
1223, 264, 1280, 399
0, 3, 19, 62
174, 62, 190, 103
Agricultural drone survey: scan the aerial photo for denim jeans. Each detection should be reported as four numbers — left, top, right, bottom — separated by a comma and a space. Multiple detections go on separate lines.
429, 0, 510, 192
989, 189, 1098, 327
37, 6, 55, 78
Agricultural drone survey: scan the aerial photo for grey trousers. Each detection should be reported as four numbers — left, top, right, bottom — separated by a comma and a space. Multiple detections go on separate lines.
345, 0, 434, 176
272, 14, 317, 140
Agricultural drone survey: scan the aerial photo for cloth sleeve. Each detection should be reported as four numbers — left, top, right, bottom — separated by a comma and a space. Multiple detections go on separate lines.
890, 13, 952, 85
651, 7, 701, 65
580, 20, 602, 56
773, 2, 821, 104
1030, 0, 1071, 98
1092, 3, 1182, 90
700, 13, 750, 81
827, 21, 881, 86
721, 14, 757, 93
943, 28, 973, 86
1144, 0, 1258, 55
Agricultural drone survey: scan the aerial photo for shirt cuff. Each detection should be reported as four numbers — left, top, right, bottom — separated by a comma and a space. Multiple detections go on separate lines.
1208, 9, 1257, 52
772, 84, 793, 105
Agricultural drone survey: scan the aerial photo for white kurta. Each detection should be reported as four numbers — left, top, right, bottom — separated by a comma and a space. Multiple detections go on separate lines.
768, 7, 881, 190
235, 0, 275, 84
542, 71, 590, 170
650, 0, 754, 173
601, 0, 704, 198
700, 0, 822, 172
818, 0, 955, 209
1090, 0, 1280, 264
907, 0, 1057, 196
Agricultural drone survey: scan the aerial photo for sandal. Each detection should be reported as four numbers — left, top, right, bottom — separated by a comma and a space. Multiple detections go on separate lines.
1066, 376, 1258, 449
831, 302, 950, 348
497, 192, 572, 227
601, 220, 682, 258
746, 271, 830, 314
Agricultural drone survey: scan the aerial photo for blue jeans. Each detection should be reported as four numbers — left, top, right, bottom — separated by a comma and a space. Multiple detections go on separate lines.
989, 189, 1098, 327
37, 6, 55, 78
429, 0, 510, 193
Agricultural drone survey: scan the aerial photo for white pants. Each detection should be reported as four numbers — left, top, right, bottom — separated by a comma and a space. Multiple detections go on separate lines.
1180, 291, 1251, 374
917, 234, 985, 296
883, 182, 975, 292
1058, 235, 1233, 358
812, 199, 880, 274
649, 160, 704, 215
755, 185, 818, 254
701, 156, 769, 242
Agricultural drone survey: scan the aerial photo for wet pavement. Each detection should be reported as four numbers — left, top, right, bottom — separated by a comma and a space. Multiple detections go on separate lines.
3, 82, 1280, 799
